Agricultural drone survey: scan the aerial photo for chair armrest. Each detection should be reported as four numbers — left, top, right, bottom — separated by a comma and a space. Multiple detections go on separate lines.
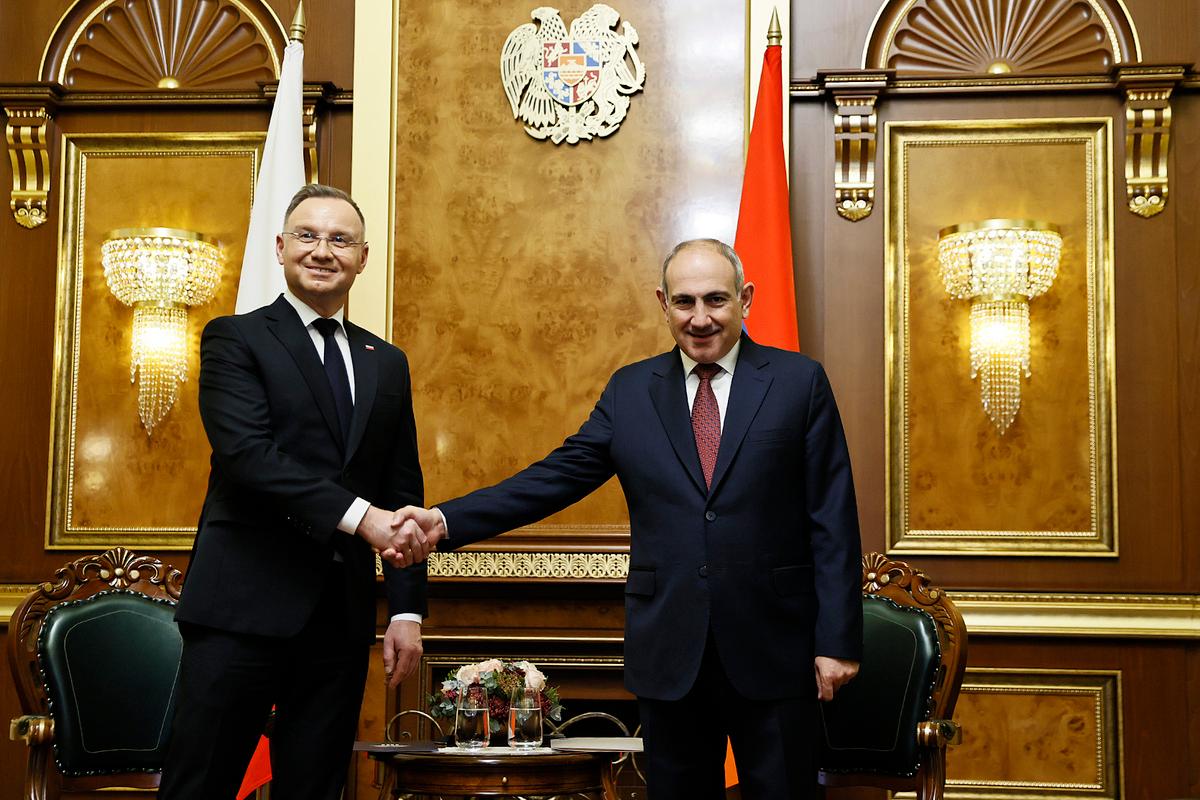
916, 719, 961, 748
10, 715, 54, 746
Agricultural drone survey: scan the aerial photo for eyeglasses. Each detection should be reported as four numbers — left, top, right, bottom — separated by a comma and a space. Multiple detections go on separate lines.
281, 231, 365, 252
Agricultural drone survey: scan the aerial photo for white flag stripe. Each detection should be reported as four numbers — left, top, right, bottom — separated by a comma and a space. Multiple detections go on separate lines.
236, 39, 306, 314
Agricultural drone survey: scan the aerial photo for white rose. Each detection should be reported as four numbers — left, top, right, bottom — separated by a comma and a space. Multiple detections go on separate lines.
479, 658, 504, 675
524, 665, 546, 691
456, 665, 480, 685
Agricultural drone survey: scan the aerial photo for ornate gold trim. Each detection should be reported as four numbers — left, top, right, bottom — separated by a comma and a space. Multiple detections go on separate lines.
428, 552, 630, 581
47, 132, 264, 551
0, 587, 41, 625
4, 106, 52, 228
945, 668, 1122, 800
795, 66, 1198, 97
1116, 66, 1185, 218
861, 0, 1139, 69
885, 118, 1118, 557
949, 592, 1200, 639
303, 102, 318, 184
833, 93, 879, 221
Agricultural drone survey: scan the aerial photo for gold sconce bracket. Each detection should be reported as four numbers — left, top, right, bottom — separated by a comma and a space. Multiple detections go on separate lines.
1117, 65, 1185, 218
4, 106, 52, 229
823, 72, 887, 223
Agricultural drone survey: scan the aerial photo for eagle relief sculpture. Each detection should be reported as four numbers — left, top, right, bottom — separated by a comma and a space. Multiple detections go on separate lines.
500, 5, 646, 144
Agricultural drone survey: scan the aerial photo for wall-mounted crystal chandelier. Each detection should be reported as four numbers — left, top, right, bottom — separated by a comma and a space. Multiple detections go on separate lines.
102, 228, 223, 435
937, 219, 1063, 435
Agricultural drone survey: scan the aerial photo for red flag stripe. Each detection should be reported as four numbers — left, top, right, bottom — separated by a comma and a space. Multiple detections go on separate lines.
734, 44, 798, 351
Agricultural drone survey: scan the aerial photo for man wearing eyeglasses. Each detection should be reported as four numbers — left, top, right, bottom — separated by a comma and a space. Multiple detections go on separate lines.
160, 184, 434, 800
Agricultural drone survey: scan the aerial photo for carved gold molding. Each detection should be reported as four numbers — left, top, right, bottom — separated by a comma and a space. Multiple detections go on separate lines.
4, 106, 52, 229
428, 551, 630, 581
833, 92, 880, 221
3, 579, 1200, 640
1117, 66, 1185, 218
303, 102, 319, 184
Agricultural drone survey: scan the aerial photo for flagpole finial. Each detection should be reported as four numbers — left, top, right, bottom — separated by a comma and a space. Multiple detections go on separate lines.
288, 1, 307, 44
767, 7, 782, 46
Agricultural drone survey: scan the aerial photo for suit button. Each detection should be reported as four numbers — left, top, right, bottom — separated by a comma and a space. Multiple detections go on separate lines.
698, 565, 709, 578
705, 510, 716, 521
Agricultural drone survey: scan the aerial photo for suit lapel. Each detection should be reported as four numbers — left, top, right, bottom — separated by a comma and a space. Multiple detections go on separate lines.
343, 321, 377, 465
709, 337, 772, 497
265, 296, 345, 451
649, 351, 707, 496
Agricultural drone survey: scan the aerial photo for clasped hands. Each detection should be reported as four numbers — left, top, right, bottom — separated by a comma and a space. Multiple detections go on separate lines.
356, 504, 445, 568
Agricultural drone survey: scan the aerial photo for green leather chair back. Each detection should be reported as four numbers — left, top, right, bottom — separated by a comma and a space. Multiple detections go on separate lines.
818, 594, 941, 777
37, 589, 182, 776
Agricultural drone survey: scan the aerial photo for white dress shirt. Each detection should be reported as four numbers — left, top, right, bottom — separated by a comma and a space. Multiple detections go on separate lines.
282, 291, 421, 625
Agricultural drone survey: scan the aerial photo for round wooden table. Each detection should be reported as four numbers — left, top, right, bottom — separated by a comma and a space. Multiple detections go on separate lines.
371, 748, 619, 799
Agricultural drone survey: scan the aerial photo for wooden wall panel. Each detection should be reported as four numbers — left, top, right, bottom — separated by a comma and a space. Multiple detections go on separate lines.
391, 0, 744, 531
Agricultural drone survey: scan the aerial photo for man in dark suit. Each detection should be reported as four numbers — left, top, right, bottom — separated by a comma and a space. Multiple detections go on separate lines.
400, 239, 862, 799
160, 185, 435, 800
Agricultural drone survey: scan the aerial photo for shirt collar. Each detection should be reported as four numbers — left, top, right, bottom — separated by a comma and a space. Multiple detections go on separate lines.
283, 289, 345, 331
679, 338, 741, 378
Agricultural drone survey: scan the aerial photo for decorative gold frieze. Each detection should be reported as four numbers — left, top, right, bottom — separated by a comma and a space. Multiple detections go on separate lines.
428, 551, 630, 580
4, 107, 52, 229
833, 93, 878, 221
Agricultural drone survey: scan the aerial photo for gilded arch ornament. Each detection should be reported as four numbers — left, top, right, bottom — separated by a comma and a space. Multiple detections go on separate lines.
40, 0, 286, 90
862, 0, 1141, 74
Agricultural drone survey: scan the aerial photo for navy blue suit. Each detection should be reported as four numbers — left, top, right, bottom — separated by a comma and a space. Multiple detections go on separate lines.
439, 335, 861, 798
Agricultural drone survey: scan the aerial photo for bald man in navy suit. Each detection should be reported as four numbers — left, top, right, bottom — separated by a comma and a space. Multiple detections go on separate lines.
402, 239, 862, 799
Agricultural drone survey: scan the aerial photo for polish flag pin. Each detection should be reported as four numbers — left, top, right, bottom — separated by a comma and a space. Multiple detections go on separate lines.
364, 344, 375, 351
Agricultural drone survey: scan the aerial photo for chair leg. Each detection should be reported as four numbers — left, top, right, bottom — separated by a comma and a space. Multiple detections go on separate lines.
24, 744, 52, 800
919, 746, 947, 800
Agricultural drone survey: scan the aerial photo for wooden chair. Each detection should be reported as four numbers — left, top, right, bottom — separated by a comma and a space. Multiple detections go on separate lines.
7, 547, 184, 800
817, 553, 968, 800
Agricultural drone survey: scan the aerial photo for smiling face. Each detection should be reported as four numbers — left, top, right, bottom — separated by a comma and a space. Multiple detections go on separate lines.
276, 197, 369, 316
656, 243, 754, 364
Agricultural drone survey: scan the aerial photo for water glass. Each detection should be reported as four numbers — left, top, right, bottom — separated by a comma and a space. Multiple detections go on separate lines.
455, 683, 490, 748
507, 686, 543, 748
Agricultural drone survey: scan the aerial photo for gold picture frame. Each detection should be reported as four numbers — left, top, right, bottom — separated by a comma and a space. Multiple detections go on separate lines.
47, 132, 263, 549
947, 668, 1123, 800
885, 119, 1117, 556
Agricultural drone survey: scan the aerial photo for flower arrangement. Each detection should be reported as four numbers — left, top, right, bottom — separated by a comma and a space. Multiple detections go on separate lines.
428, 659, 564, 735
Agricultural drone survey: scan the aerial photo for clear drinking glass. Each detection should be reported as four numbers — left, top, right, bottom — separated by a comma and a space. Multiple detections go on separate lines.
507, 686, 543, 749
454, 682, 490, 748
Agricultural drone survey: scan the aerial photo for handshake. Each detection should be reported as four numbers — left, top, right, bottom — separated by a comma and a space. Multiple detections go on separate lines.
356, 505, 446, 568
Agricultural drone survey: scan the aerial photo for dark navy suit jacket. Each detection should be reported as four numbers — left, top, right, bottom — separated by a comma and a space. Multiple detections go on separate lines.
176, 295, 426, 646
440, 335, 862, 701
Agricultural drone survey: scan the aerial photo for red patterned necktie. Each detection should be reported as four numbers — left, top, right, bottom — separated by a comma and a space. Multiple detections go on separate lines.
691, 363, 722, 488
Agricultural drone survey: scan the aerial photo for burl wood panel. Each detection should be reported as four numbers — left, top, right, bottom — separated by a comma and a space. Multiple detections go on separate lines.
898, 134, 1103, 536
950, 681, 1110, 790
57, 145, 253, 538
391, 1, 744, 528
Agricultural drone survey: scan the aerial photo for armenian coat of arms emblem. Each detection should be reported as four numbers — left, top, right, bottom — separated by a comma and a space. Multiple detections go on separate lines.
501, 5, 646, 144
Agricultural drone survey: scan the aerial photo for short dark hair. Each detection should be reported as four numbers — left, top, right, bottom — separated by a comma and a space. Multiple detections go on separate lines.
660, 239, 744, 294
282, 184, 366, 234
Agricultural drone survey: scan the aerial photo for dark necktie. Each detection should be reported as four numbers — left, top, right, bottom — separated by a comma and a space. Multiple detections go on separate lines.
312, 317, 353, 447
691, 363, 722, 489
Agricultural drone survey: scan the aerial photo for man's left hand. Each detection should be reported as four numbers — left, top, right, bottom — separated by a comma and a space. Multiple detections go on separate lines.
814, 656, 859, 701
383, 619, 423, 689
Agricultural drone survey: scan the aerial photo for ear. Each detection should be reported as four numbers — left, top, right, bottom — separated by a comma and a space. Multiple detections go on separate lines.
740, 282, 755, 317
655, 286, 669, 315
357, 241, 370, 274
275, 233, 286, 264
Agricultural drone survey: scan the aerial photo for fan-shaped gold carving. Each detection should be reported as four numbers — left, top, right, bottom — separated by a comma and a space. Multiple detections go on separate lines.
41, 0, 285, 90
863, 0, 1141, 74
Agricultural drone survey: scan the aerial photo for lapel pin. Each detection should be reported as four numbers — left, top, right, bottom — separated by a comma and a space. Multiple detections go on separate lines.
364, 344, 375, 351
